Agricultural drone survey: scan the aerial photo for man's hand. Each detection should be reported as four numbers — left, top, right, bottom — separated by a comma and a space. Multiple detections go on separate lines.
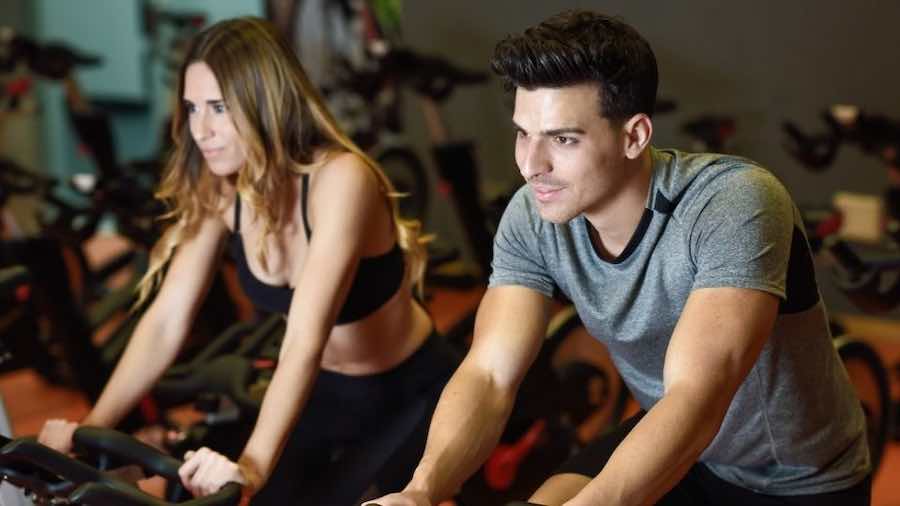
37, 419, 78, 454
363, 490, 432, 506
178, 447, 249, 498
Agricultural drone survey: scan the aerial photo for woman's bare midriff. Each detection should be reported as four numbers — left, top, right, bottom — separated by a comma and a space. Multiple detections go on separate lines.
221, 164, 432, 377
319, 278, 433, 375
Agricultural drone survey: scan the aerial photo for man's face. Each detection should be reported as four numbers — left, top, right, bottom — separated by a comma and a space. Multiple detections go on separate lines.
513, 84, 628, 224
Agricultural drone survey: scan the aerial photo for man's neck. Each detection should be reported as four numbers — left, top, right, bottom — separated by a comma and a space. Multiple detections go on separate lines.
584, 150, 653, 260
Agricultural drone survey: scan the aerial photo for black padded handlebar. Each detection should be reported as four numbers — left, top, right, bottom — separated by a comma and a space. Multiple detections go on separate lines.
71, 479, 242, 506
0, 428, 241, 505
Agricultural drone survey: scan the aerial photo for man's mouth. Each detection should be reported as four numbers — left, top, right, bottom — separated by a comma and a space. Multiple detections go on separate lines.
532, 184, 563, 203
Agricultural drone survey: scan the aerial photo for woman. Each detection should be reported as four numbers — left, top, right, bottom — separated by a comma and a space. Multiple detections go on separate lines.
38, 17, 457, 505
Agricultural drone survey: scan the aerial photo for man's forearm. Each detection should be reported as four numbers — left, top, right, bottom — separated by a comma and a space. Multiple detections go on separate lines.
404, 360, 516, 503
567, 386, 728, 506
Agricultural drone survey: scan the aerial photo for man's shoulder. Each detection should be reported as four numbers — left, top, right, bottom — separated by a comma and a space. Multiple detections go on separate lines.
656, 148, 770, 186
653, 148, 788, 217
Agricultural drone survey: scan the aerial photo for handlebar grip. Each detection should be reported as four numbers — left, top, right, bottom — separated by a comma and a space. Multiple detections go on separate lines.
70, 480, 241, 506
0, 458, 76, 496
73, 427, 182, 480
0, 438, 98, 491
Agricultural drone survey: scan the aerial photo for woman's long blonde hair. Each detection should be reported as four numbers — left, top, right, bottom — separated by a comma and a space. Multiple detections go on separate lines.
136, 17, 428, 306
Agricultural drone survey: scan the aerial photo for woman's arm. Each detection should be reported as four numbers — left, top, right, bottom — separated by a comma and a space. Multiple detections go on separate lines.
88, 216, 231, 426
39, 216, 229, 451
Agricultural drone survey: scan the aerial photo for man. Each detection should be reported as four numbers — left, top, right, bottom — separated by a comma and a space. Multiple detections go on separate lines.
368, 10, 870, 506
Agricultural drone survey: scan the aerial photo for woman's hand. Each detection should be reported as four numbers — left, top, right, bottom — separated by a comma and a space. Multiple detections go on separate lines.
37, 419, 79, 454
178, 447, 249, 498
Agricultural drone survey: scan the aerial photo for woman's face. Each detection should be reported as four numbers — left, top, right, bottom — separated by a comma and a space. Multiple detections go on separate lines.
183, 61, 246, 177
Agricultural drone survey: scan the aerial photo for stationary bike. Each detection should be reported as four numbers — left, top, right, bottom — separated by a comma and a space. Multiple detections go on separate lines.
0, 427, 240, 505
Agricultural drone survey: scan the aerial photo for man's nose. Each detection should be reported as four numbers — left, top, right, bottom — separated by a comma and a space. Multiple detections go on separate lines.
519, 138, 550, 181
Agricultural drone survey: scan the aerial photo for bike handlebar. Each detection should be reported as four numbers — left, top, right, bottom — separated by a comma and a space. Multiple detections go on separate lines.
783, 105, 900, 171
71, 479, 242, 506
0, 31, 101, 81
0, 427, 241, 505
154, 315, 284, 413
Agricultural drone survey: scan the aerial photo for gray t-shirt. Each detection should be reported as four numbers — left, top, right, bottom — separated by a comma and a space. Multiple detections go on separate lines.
489, 147, 869, 495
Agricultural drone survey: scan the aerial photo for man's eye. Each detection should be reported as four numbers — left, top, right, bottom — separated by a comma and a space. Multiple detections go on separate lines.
555, 135, 575, 145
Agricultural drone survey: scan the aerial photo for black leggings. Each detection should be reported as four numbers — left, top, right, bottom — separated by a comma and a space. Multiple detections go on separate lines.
555, 412, 872, 506
250, 333, 460, 505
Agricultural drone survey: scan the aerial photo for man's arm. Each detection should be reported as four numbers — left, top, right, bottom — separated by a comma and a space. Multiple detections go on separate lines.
565, 286, 778, 506
368, 285, 553, 505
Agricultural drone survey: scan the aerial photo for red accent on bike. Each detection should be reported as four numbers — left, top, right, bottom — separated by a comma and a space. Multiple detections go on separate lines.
816, 212, 843, 239
718, 120, 736, 140
77, 143, 93, 158
253, 358, 276, 369
359, 3, 382, 42
484, 419, 547, 491
14, 284, 30, 302
139, 397, 160, 424
437, 180, 453, 197
5, 77, 32, 97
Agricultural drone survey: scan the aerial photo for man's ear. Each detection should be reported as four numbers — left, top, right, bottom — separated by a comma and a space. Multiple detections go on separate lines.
622, 113, 653, 159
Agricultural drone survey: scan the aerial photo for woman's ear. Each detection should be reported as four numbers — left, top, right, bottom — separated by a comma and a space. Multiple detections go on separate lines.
622, 113, 653, 160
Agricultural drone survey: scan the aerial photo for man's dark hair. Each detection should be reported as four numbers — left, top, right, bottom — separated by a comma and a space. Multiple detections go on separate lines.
491, 10, 658, 122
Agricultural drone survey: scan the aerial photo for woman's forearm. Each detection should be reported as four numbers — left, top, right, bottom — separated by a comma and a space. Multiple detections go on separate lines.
83, 306, 188, 427
238, 343, 322, 491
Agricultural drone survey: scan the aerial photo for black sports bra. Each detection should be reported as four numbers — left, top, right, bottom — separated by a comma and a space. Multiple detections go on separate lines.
229, 174, 405, 323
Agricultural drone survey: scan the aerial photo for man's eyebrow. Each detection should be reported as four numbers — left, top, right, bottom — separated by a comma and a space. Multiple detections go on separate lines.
544, 127, 585, 136
511, 120, 585, 136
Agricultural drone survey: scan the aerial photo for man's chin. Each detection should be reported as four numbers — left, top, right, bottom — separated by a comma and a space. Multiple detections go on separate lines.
537, 207, 577, 224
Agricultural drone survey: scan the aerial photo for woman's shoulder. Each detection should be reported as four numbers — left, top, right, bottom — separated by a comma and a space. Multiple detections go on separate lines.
310, 149, 381, 200
317, 149, 373, 175
302, 149, 390, 237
